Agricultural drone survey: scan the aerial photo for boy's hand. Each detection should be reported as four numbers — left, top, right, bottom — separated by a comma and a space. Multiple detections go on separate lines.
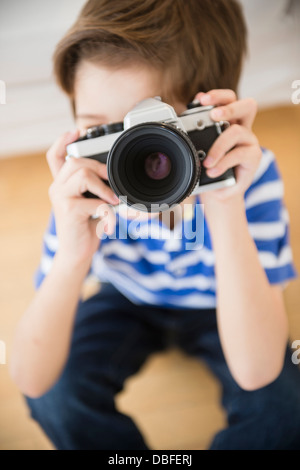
46, 130, 80, 179
47, 135, 118, 266
194, 89, 262, 202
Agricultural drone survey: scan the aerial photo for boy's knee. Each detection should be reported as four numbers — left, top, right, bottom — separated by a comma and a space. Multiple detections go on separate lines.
25, 372, 81, 432
25, 364, 147, 450
220, 368, 300, 449
25, 365, 114, 437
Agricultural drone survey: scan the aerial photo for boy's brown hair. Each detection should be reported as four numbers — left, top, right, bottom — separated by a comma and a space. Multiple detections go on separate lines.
53, 0, 247, 106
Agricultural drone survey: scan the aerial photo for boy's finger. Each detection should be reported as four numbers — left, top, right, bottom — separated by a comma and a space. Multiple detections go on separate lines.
210, 98, 257, 129
73, 199, 117, 236
59, 167, 118, 205
205, 145, 261, 178
46, 130, 80, 178
56, 156, 108, 184
95, 203, 117, 236
74, 197, 111, 217
195, 89, 237, 106
203, 124, 258, 169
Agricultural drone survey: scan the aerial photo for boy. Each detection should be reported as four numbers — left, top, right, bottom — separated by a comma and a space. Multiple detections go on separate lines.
11, 0, 300, 449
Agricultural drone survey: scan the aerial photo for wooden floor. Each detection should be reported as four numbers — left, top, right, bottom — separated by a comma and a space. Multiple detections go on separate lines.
0, 105, 299, 450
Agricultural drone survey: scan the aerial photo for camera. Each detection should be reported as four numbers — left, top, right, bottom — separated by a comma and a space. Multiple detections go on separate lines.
66, 97, 235, 211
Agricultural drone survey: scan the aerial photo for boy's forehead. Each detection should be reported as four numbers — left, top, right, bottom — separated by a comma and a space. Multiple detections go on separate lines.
74, 61, 163, 122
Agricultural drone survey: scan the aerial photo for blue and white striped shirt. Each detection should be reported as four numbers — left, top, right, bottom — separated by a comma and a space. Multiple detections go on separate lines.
35, 148, 297, 308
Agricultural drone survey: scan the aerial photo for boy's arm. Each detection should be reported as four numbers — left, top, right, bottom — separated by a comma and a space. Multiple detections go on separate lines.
197, 90, 291, 390
203, 194, 288, 391
10, 134, 118, 398
11, 253, 92, 398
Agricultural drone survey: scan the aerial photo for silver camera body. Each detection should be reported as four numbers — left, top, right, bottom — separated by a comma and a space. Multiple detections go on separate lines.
67, 97, 235, 211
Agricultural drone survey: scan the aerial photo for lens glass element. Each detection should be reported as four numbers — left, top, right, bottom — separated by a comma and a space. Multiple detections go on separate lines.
144, 152, 171, 180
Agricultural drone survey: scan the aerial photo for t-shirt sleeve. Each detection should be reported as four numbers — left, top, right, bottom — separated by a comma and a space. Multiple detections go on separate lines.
34, 211, 58, 290
244, 148, 298, 285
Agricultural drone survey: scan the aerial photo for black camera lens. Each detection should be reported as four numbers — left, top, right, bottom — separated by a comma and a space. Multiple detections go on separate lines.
107, 123, 200, 211
144, 152, 171, 180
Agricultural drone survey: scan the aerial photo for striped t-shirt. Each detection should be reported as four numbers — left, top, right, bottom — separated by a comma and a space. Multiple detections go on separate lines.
35, 148, 297, 309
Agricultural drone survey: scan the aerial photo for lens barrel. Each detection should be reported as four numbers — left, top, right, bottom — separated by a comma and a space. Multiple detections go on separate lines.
107, 123, 200, 211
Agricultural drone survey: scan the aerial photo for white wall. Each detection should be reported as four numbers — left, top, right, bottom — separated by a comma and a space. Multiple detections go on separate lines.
0, 0, 86, 157
0, 0, 299, 158
239, 0, 300, 106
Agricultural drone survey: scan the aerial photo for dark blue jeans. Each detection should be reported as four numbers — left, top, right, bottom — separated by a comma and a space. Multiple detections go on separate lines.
25, 283, 300, 449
